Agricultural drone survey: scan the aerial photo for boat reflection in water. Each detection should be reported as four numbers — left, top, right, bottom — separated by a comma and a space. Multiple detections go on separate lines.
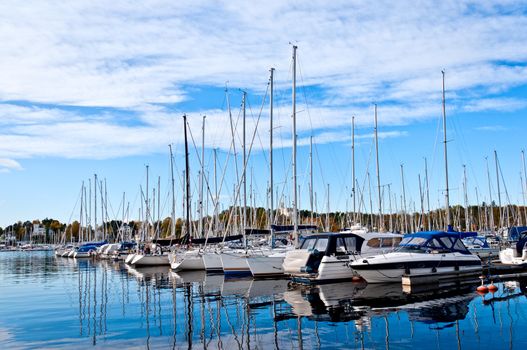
2, 251, 527, 349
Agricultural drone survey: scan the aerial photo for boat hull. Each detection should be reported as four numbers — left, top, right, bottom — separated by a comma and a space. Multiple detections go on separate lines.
131, 254, 170, 266
246, 254, 285, 278
221, 252, 251, 276
202, 252, 223, 273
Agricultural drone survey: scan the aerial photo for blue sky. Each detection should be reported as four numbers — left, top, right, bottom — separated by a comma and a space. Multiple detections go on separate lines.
1, 0, 527, 227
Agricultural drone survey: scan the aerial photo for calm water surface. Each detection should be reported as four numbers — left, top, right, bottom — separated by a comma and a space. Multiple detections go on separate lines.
1, 251, 526, 349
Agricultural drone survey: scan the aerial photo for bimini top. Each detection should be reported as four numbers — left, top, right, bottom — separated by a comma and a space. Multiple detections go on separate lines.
397, 231, 471, 254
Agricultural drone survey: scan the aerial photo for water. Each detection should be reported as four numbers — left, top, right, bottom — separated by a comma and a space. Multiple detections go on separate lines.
0, 251, 526, 349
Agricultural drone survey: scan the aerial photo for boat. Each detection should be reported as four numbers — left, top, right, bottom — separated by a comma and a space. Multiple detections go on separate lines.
170, 249, 205, 271
109, 242, 137, 261
499, 230, 527, 265
462, 235, 500, 260
73, 244, 98, 258
131, 243, 170, 266
282, 231, 403, 283
350, 230, 483, 283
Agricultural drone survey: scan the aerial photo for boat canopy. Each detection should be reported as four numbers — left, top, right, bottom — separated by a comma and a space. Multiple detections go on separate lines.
298, 232, 365, 256
77, 245, 98, 253
80, 240, 108, 247
397, 231, 471, 254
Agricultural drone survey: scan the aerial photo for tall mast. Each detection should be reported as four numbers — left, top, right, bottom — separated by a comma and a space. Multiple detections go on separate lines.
424, 158, 431, 230
292, 45, 298, 243
169, 144, 176, 237
183, 114, 191, 242
485, 157, 495, 232
326, 183, 330, 231
494, 150, 502, 228
400, 164, 407, 233
418, 174, 424, 230
94, 173, 98, 240
146, 165, 149, 239
352, 116, 356, 224
374, 104, 383, 231
269, 68, 275, 230
157, 176, 160, 239
199, 115, 206, 238
310, 136, 314, 225
442, 70, 451, 230
522, 150, 527, 227
214, 148, 218, 233
242, 92, 247, 244
463, 165, 470, 231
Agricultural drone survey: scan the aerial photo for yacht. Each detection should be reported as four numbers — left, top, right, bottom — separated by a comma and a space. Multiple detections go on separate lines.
169, 249, 205, 271
73, 244, 98, 258
350, 231, 483, 283
499, 231, 527, 265
282, 231, 402, 283
130, 243, 170, 266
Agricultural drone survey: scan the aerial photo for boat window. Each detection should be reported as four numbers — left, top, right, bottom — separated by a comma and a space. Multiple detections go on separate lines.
440, 237, 453, 248
400, 237, 427, 246
301, 238, 316, 250
336, 238, 347, 254
392, 237, 402, 246
453, 239, 467, 251
381, 238, 392, 247
314, 238, 329, 252
427, 238, 445, 249
344, 237, 357, 251
366, 238, 381, 248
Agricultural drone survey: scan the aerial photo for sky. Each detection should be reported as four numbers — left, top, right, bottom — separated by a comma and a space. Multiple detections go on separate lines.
1, 0, 527, 228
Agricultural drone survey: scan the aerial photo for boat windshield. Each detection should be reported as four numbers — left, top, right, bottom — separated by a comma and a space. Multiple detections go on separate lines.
396, 235, 469, 254
300, 237, 329, 252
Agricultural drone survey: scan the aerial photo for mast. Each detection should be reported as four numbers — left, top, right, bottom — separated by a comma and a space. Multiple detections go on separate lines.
418, 174, 424, 231
522, 150, 527, 227
292, 45, 298, 243
183, 114, 191, 242
463, 165, 470, 231
94, 174, 98, 240
442, 70, 451, 230
424, 158, 431, 230
485, 157, 495, 232
310, 136, 314, 225
326, 184, 330, 231
242, 91, 247, 245
352, 116, 356, 224
494, 150, 502, 228
145, 165, 150, 240
199, 115, 206, 238
269, 68, 275, 247
157, 176, 160, 239
213, 148, 218, 233
400, 164, 407, 233
374, 104, 383, 231
169, 144, 176, 237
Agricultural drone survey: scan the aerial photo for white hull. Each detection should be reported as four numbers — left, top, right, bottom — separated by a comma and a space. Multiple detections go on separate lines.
221, 252, 250, 276
284, 249, 356, 282
73, 251, 94, 259
351, 251, 483, 283
131, 254, 170, 266
499, 248, 527, 265
202, 252, 223, 272
170, 252, 205, 271
124, 253, 136, 264
246, 253, 285, 277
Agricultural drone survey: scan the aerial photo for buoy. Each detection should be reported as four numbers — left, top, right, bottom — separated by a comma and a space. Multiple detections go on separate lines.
477, 285, 489, 293
488, 283, 498, 292
477, 279, 489, 294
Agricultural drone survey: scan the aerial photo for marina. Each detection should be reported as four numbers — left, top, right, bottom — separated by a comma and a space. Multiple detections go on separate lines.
1, 250, 527, 349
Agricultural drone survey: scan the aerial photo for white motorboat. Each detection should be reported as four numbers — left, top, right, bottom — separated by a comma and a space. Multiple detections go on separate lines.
499, 231, 527, 265
350, 231, 483, 283
283, 231, 403, 283
73, 244, 98, 258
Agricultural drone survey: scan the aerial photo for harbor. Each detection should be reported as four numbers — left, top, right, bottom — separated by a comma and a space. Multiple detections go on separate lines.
1, 1, 527, 349
1, 250, 527, 349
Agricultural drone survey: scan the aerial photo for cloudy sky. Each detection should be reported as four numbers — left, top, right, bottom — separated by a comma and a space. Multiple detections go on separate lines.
1, 0, 526, 228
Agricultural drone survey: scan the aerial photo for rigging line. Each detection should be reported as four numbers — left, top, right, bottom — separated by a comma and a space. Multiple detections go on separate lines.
296, 52, 315, 134
246, 80, 271, 170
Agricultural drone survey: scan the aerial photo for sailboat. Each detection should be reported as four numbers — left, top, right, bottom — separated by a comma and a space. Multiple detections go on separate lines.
350, 71, 482, 283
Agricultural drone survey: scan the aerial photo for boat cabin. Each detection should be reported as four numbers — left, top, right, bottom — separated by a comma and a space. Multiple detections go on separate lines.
396, 231, 471, 255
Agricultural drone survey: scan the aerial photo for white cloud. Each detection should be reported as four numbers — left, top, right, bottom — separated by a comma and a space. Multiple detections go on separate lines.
0, 0, 526, 161
0, 158, 23, 172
